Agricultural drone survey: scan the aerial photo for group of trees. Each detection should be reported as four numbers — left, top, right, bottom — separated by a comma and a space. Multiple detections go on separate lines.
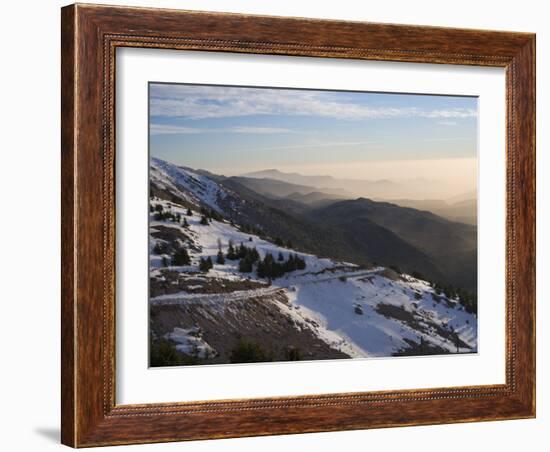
431, 281, 477, 314
225, 241, 259, 261
274, 237, 293, 249
238, 247, 261, 273
151, 202, 307, 278
200, 206, 224, 222
151, 203, 191, 227
238, 223, 265, 238
199, 256, 213, 272
152, 208, 178, 222
388, 264, 478, 315
218, 240, 260, 273
229, 340, 302, 363
153, 246, 213, 273
172, 247, 190, 266
152, 242, 190, 267
209, 239, 307, 279
256, 252, 306, 279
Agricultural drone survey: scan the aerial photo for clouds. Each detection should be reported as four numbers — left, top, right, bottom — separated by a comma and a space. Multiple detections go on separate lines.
150, 84, 477, 121
150, 124, 296, 136
230, 126, 295, 134
150, 124, 202, 135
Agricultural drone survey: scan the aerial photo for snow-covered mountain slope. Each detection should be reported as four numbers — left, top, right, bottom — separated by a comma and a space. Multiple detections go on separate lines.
151, 157, 240, 215
149, 190, 478, 363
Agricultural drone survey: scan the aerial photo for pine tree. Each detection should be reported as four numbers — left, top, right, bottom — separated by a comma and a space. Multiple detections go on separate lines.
172, 247, 190, 266
284, 254, 296, 272
200, 215, 209, 225
295, 254, 306, 270
237, 242, 247, 259
199, 257, 213, 272
216, 250, 225, 265
256, 259, 265, 278
239, 255, 253, 273
226, 241, 237, 260
182, 217, 189, 227
186, 208, 193, 216
154, 204, 163, 213
278, 251, 284, 261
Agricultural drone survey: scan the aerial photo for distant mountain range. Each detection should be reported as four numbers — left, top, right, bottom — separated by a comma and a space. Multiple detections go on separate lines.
225, 176, 349, 199
239, 169, 476, 225
384, 197, 477, 225
241, 168, 452, 202
151, 158, 477, 293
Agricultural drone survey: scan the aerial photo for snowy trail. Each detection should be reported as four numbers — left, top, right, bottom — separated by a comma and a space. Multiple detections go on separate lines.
150, 270, 378, 306
150, 287, 285, 306
281, 270, 378, 286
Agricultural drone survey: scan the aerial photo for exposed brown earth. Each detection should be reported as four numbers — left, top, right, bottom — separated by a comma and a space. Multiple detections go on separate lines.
150, 290, 350, 365
150, 273, 268, 298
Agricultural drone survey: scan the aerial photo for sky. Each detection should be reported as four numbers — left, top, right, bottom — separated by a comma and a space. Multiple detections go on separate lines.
149, 83, 477, 196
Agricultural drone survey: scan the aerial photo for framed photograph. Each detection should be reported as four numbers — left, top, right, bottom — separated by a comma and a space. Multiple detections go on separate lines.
61, 4, 536, 447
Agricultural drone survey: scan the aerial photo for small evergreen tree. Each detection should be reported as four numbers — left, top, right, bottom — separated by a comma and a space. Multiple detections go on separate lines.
200, 215, 209, 225
154, 204, 163, 213
172, 247, 190, 266
284, 254, 296, 272
216, 250, 225, 265
229, 340, 269, 363
186, 208, 193, 216
295, 254, 306, 270
226, 241, 237, 260
153, 242, 164, 255
182, 217, 189, 227
239, 255, 253, 273
199, 257, 213, 272
278, 251, 284, 261
286, 347, 301, 361
237, 242, 247, 259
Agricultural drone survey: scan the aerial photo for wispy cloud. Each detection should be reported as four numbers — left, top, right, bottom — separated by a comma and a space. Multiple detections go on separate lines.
423, 137, 471, 142
230, 126, 295, 134
150, 124, 202, 135
241, 140, 380, 153
150, 84, 477, 121
150, 123, 296, 136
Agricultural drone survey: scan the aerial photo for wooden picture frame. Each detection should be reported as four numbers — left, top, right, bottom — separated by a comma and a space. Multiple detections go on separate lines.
61, 3, 535, 447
